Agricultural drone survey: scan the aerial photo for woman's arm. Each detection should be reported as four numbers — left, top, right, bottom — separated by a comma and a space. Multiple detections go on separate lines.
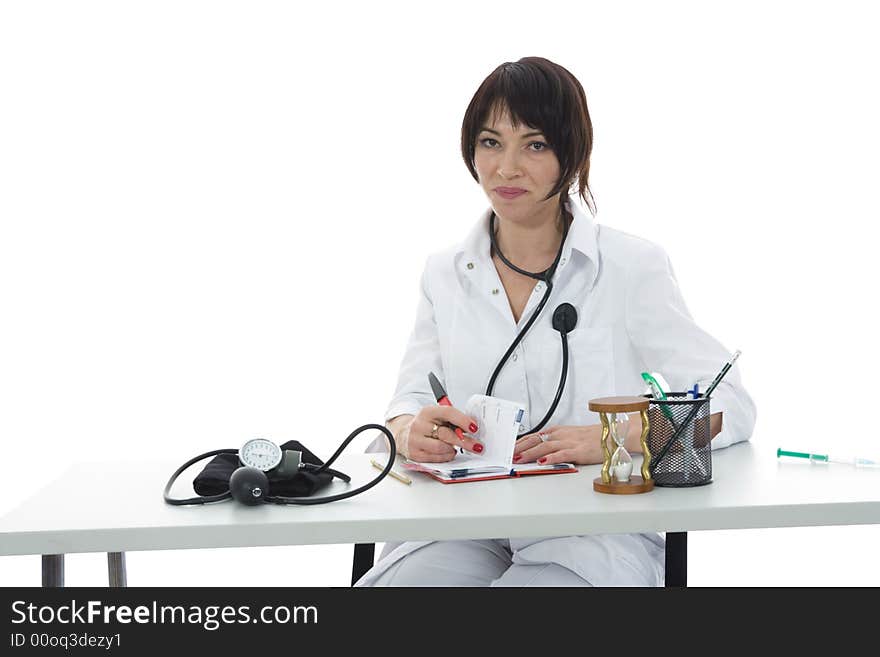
624, 243, 756, 449
385, 413, 415, 458
383, 257, 444, 422
623, 411, 721, 453
514, 413, 722, 465
365, 257, 442, 454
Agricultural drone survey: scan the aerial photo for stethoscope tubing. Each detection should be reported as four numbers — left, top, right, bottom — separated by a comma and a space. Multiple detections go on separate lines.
486, 209, 573, 439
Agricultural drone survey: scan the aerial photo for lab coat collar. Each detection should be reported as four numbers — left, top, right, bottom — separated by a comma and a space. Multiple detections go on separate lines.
457, 195, 599, 284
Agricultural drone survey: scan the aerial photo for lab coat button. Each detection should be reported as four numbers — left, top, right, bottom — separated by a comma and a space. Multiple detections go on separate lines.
492, 288, 499, 295
512, 353, 518, 361
467, 262, 474, 270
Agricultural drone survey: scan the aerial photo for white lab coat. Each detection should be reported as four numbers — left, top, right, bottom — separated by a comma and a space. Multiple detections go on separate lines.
361, 195, 756, 586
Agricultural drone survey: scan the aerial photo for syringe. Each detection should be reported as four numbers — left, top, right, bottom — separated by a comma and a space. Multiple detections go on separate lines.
777, 448, 880, 467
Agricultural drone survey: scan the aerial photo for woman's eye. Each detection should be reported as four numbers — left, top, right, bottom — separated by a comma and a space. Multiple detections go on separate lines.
478, 138, 548, 151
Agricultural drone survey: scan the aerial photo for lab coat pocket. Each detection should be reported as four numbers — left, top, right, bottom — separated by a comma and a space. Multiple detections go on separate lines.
541, 326, 615, 426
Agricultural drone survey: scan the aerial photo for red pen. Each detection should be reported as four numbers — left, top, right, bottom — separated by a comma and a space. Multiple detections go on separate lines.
427, 372, 481, 449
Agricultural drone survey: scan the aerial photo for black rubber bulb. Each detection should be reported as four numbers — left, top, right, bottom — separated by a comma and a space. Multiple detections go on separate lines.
229, 467, 269, 505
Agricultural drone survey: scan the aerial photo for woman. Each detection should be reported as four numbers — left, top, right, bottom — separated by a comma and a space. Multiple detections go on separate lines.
359, 56, 756, 586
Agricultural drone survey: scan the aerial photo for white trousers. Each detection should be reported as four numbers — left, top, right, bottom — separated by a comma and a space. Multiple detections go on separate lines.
355, 533, 665, 587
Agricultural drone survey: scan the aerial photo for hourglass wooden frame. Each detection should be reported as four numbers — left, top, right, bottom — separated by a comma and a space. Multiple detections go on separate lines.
588, 396, 654, 494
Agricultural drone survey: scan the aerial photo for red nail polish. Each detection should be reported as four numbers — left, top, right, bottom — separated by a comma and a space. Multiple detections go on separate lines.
538, 457, 547, 464
513, 454, 522, 463
470, 423, 478, 433
473, 443, 484, 453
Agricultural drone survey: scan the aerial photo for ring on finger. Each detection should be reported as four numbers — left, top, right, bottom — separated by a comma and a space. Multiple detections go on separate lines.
430, 423, 440, 439
538, 432, 550, 443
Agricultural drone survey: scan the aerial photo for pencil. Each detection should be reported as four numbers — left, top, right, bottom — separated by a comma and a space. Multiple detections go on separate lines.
371, 458, 412, 485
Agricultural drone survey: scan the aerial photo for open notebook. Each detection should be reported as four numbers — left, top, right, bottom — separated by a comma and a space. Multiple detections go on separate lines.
403, 394, 577, 483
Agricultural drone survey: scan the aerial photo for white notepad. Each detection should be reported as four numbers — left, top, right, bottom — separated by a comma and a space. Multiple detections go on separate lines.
405, 394, 575, 481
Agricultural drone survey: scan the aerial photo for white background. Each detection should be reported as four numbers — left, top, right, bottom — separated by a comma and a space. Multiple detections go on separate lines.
2, 0, 878, 586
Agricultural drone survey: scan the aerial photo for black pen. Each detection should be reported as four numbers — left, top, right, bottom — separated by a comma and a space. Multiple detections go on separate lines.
649, 350, 741, 474
703, 350, 741, 397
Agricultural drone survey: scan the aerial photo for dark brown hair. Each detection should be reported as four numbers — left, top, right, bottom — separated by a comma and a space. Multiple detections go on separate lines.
460, 57, 596, 216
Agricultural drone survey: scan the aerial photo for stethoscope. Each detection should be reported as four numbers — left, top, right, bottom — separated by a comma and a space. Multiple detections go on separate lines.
485, 209, 578, 439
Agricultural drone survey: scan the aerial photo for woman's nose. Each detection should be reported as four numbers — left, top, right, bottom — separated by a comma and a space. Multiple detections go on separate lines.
497, 156, 522, 179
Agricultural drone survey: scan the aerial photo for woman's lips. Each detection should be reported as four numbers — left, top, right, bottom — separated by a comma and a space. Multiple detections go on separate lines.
495, 188, 527, 199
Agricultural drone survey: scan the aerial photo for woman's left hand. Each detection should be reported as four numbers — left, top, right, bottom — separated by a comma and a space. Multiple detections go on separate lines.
513, 425, 606, 466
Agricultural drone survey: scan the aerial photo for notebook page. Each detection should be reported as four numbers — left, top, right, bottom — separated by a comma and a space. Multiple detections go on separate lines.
406, 394, 525, 475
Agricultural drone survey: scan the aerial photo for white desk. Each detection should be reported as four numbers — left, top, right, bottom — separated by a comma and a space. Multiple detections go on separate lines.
2, 442, 879, 586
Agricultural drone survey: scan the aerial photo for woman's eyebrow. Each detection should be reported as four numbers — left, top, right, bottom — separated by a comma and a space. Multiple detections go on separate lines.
479, 127, 545, 138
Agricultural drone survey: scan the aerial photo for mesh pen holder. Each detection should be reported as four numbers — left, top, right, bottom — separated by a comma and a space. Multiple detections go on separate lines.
644, 393, 712, 487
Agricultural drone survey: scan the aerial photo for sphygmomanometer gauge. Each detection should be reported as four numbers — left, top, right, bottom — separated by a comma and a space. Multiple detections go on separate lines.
239, 437, 283, 472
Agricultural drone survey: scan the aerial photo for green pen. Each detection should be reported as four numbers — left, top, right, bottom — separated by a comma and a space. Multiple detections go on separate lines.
777, 448, 880, 467
641, 372, 675, 422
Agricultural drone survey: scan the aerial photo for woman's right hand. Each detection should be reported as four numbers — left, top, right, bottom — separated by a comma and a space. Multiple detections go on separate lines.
398, 405, 483, 462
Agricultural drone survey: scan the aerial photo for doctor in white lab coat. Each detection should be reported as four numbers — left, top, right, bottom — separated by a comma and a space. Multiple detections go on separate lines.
358, 57, 756, 587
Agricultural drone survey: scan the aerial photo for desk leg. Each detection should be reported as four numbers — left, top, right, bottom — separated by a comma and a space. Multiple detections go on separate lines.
351, 543, 375, 586
665, 532, 687, 587
108, 552, 127, 587
42, 554, 64, 587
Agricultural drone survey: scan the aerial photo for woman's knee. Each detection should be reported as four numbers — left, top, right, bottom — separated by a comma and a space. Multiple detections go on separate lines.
367, 540, 511, 587
491, 562, 593, 587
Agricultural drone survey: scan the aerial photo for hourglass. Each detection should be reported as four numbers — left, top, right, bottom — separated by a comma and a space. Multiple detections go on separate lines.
589, 396, 654, 494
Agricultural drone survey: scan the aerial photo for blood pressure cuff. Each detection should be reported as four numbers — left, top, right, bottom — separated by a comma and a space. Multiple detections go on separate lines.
192, 440, 334, 498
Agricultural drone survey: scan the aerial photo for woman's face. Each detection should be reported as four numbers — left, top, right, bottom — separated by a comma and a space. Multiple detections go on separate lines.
473, 105, 561, 224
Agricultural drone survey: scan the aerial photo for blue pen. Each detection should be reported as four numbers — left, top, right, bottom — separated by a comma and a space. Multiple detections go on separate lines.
450, 466, 505, 478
